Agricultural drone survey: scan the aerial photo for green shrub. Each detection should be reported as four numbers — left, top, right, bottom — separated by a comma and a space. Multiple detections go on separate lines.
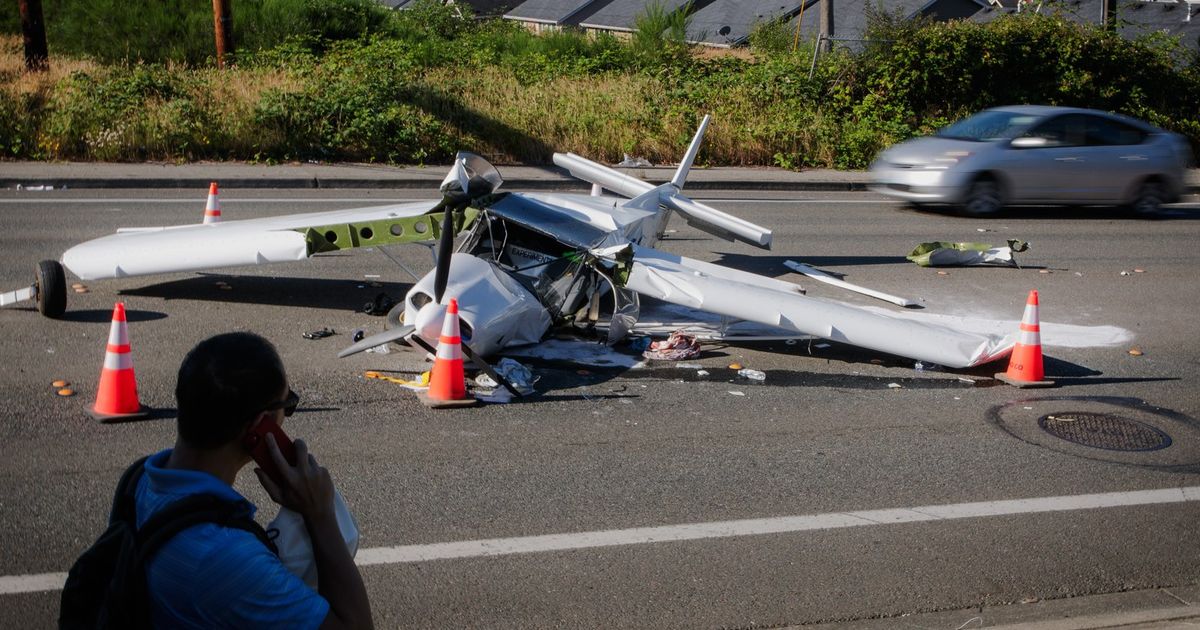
748, 17, 799, 57
4, 7, 1199, 166
631, 1, 693, 67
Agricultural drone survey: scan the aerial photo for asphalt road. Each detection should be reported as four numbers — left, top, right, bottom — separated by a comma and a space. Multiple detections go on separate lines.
2, 188, 1200, 628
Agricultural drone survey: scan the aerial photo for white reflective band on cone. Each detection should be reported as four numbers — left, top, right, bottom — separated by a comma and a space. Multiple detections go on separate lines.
436, 342, 462, 361
1023, 304, 1039, 323
107, 321, 129, 347
1018, 330, 1042, 346
104, 351, 134, 371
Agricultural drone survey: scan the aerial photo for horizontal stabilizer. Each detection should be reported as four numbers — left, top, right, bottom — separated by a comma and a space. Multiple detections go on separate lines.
664, 193, 772, 249
553, 153, 655, 199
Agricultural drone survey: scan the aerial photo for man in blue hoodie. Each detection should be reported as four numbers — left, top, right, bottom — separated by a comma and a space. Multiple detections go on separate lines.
136, 332, 372, 629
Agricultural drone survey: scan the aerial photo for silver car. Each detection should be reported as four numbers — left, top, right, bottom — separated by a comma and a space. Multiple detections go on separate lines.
869, 105, 1193, 216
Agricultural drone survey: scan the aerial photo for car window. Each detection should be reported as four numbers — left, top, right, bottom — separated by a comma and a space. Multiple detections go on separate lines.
936, 110, 1040, 142
1020, 114, 1087, 148
1083, 116, 1147, 146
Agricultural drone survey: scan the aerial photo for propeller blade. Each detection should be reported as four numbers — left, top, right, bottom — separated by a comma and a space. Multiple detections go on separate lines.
433, 206, 455, 303
337, 325, 415, 358
459, 342, 524, 398
407, 330, 524, 399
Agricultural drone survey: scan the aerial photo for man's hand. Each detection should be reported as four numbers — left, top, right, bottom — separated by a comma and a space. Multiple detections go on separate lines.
255, 435, 374, 629
254, 434, 335, 521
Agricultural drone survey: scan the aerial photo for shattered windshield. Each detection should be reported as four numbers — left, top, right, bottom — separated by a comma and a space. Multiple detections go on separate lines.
936, 110, 1041, 142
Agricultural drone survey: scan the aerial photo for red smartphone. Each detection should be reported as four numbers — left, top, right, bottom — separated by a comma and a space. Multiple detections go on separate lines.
244, 416, 298, 487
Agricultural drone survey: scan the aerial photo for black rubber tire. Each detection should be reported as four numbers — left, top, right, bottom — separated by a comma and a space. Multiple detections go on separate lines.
383, 302, 413, 348
1127, 180, 1165, 217
36, 260, 67, 318
961, 177, 1004, 217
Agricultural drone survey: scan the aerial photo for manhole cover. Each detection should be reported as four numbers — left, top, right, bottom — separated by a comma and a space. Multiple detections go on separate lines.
1039, 411, 1172, 452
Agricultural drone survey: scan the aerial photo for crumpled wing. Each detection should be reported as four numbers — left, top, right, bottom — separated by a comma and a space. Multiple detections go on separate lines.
62, 201, 443, 281
619, 245, 1014, 368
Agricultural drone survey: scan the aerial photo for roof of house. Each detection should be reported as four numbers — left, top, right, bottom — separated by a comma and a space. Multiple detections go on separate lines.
500, 0, 1197, 50
578, 0, 694, 31
770, 0, 988, 46
504, 0, 601, 23
685, 0, 810, 45
974, 0, 1200, 50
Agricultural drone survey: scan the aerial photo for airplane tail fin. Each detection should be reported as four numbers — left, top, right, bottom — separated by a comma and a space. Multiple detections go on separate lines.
670, 114, 711, 190
553, 113, 772, 250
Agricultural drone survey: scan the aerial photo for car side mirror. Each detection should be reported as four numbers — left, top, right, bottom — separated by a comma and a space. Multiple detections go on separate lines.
1010, 137, 1048, 149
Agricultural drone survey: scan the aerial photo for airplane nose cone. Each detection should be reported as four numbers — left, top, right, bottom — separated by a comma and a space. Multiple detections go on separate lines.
414, 302, 448, 343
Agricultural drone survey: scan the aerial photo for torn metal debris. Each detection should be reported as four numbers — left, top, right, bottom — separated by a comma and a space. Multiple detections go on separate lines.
907, 240, 1029, 267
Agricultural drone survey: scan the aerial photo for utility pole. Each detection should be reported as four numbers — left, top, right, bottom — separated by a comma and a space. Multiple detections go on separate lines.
18, 0, 49, 72
212, 0, 233, 68
1101, 0, 1117, 30
819, 0, 834, 53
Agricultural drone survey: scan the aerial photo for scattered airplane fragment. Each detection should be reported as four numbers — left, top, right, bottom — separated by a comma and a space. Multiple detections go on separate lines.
5, 115, 1014, 369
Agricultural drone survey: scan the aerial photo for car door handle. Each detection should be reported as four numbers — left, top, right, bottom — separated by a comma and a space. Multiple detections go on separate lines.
1054, 157, 1081, 162
1120, 155, 1148, 161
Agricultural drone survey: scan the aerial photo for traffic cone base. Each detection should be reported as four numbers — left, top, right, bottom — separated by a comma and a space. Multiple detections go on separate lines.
994, 371, 1056, 389
90, 302, 152, 422
88, 403, 150, 422
418, 391, 478, 408
420, 298, 477, 409
996, 289, 1055, 388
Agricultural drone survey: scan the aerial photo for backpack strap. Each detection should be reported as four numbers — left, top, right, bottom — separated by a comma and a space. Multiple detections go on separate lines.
109, 455, 151, 526
136, 494, 280, 563
111, 456, 279, 561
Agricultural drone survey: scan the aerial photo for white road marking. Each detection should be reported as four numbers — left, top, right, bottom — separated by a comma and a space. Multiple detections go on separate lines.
0, 198, 435, 204
0, 197, 891, 205
2, 486, 1197, 596
0, 572, 68, 595
698, 198, 894, 204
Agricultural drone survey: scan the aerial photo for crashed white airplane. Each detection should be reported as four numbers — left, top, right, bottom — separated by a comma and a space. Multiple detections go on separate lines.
10, 116, 1013, 369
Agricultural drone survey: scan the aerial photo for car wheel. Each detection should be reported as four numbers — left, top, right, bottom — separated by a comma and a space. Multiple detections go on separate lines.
961, 178, 1003, 217
1128, 180, 1165, 217
35, 260, 67, 318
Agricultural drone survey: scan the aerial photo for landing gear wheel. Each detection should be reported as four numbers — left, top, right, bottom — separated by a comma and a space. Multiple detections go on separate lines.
961, 178, 1003, 217
1128, 181, 1165, 217
35, 260, 66, 318
384, 302, 411, 348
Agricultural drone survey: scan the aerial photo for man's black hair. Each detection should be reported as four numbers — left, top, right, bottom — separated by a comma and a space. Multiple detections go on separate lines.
176, 332, 287, 449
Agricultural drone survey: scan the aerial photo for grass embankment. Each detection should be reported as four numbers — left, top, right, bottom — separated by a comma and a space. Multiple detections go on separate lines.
1, 0, 1198, 168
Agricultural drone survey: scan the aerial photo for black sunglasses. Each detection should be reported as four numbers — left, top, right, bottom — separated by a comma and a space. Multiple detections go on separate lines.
262, 389, 300, 417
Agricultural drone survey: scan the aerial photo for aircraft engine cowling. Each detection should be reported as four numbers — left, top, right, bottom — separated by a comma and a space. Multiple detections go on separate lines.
405, 253, 551, 357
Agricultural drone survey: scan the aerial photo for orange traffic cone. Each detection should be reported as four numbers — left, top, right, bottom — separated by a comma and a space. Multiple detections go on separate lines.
995, 290, 1055, 388
420, 298, 476, 408
203, 182, 222, 224
90, 302, 150, 421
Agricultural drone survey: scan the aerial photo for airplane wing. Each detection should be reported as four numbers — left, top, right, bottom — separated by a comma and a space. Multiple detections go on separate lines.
62, 202, 479, 281
601, 245, 1014, 369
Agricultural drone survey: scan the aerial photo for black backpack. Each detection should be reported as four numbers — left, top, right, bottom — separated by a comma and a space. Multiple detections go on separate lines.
59, 456, 278, 630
